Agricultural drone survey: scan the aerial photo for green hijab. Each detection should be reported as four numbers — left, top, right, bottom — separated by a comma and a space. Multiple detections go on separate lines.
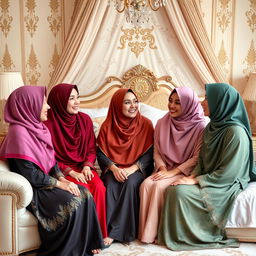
206, 83, 256, 181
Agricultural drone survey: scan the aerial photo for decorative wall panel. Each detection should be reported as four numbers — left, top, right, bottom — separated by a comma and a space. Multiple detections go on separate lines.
0, 0, 74, 85
201, 0, 256, 92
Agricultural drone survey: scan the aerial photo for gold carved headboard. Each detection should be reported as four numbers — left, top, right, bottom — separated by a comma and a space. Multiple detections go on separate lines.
79, 65, 177, 110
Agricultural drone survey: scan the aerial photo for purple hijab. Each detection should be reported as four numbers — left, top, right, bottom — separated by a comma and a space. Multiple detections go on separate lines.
0, 86, 55, 173
155, 87, 206, 170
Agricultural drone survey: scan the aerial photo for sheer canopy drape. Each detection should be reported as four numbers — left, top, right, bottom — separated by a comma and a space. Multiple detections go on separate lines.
48, 0, 225, 96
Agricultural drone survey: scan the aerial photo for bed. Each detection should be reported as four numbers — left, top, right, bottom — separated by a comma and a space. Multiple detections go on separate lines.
79, 64, 256, 242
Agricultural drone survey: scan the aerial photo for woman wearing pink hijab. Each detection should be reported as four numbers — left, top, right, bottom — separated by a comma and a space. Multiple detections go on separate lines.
0, 86, 104, 255
138, 87, 206, 244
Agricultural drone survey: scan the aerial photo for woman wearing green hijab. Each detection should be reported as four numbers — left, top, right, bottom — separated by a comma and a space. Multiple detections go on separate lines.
158, 83, 256, 250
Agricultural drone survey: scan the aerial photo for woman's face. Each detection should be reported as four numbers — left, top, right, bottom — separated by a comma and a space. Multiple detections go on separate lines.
201, 96, 210, 116
122, 91, 139, 118
67, 88, 80, 114
40, 96, 50, 121
168, 92, 182, 118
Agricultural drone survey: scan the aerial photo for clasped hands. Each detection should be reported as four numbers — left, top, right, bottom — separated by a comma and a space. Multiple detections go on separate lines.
111, 164, 138, 182
69, 166, 94, 184
151, 166, 198, 185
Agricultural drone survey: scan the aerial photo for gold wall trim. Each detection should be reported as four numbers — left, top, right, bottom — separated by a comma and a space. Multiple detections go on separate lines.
243, 40, 256, 76
49, 44, 60, 77
246, 0, 256, 32
1, 44, 15, 71
0, 0, 13, 37
118, 26, 157, 58
26, 44, 41, 84
47, 0, 61, 37
24, 0, 39, 37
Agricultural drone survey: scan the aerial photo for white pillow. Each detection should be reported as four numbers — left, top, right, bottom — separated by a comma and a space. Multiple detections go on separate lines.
140, 103, 168, 127
79, 107, 108, 118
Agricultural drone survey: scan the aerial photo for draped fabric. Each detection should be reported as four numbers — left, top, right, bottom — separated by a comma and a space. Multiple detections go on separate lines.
45, 83, 108, 238
8, 159, 104, 256
0, 85, 104, 255
158, 83, 251, 250
139, 87, 205, 243
202, 83, 255, 181
45, 83, 96, 169
166, 0, 226, 83
0, 86, 55, 174
48, 0, 224, 96
155, 87, 206, 170
97, 88, 154, 167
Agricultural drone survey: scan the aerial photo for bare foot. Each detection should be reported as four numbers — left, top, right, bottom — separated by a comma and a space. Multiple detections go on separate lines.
103, 237, 114, 246
92, 249, 101, 254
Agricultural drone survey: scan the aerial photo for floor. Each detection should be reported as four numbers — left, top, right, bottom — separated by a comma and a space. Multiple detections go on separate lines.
20, 240, 256, 256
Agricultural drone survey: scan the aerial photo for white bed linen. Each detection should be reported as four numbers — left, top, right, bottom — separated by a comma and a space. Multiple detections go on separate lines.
226, 182, 256, 228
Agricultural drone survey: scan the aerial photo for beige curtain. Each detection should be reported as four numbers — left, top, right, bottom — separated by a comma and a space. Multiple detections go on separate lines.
49, 0, 225, 95
48, 0, 106, 90
165, 0, 226, 83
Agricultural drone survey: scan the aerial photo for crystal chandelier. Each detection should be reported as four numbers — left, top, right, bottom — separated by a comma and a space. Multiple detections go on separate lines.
108, 0, 166, 26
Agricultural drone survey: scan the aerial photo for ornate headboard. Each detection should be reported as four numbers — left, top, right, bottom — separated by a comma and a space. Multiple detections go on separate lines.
79, 65, 177, 110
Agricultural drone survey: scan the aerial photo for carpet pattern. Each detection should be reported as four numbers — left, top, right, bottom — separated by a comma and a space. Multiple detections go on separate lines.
99, 240, 256, 256
20, 240, 256, 256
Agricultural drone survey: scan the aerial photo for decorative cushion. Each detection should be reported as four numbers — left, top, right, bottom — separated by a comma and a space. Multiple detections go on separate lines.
79, 107, 108, 118
139, 103, 168, 127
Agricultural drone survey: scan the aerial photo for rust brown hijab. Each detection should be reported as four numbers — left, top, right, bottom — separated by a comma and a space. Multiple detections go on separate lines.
97, 89, 154, 167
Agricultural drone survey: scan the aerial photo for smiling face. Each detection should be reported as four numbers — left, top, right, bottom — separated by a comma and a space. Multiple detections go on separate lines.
40, 96, 50, 121
122, 91, 139, 118
66, 88, 80, 114
201, 96, 210, 116
168, 92, 182, 118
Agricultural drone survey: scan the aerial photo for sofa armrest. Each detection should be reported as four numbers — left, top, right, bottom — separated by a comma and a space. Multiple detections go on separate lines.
0, 161, 33, 209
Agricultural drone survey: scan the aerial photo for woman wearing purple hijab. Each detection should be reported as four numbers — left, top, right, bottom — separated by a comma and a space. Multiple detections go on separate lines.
0, 86, 104, 256
138, 87, 206, 244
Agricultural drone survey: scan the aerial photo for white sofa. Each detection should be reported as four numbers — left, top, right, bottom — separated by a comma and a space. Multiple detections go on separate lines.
1, 103, 256, 256
0, 160, 41, 256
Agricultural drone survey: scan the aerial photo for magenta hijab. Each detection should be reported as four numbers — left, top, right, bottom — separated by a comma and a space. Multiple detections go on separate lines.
155, 87, 206, 170
0, 86, 55, 173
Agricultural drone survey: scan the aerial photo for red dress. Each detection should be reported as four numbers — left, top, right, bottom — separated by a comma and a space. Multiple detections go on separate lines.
45, 83, 107, 238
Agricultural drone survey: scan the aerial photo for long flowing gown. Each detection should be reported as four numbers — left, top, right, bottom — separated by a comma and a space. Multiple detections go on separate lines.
45, 83, 108, 238
139, 87, 206, 243
8, 158, 104, 256
97, 147, 154, 243
158, 125, 250, 250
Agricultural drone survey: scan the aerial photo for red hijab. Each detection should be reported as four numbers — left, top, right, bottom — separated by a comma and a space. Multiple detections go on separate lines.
44, 83, 96, 171
97, 89, 154, 167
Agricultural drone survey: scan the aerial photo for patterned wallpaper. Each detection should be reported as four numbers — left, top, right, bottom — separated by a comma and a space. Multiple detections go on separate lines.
1, 0, 255, 92
201, 0, 256, 92
0, 0, 74, 86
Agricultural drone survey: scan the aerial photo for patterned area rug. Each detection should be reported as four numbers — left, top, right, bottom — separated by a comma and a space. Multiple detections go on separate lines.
99, 240, 256, 256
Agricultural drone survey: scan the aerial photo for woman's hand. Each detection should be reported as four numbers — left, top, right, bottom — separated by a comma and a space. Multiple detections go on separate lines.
171, 175, 198, 185
151, 167, 180, 181
124, 164, 138, 177
82, 166, 94, 181
56, 180, 81, 196
69, 170, 87, 183
110, 165, 127, 182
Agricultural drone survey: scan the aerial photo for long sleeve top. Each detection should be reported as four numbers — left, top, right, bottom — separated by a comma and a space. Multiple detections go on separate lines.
97, 146, 154, 178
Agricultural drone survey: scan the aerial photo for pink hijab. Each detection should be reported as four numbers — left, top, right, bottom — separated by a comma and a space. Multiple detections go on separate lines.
0, 86, 55, 173
155, 87, 206, 170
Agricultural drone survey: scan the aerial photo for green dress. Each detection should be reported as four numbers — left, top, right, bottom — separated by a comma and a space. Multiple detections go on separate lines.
158, 83, 255, 250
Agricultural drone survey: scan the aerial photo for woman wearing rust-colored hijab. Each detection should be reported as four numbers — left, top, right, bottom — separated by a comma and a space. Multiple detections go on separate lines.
97, 89, 154, 245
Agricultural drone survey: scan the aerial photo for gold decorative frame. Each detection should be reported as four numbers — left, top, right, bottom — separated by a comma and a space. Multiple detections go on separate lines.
79, 65, 177, 110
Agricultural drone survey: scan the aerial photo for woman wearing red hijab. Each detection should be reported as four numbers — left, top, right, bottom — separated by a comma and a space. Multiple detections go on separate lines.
45, 83, 108, 242
0, 86, 103, 255
97, 89, 154, 244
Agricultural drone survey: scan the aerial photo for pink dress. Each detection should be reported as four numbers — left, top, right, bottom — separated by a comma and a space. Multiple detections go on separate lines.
138, 87, 206, 243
